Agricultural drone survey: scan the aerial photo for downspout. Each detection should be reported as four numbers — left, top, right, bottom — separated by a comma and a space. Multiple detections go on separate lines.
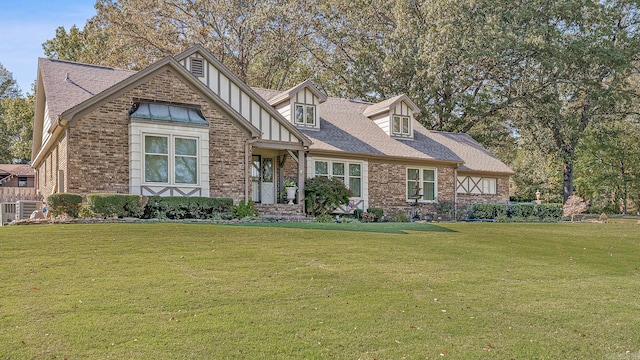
244, 137, 260, 203
453, 166, 458, 221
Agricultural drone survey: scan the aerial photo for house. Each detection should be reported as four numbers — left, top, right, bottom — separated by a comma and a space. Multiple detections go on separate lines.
31, 45, 513, 218
0, 164, 38, 203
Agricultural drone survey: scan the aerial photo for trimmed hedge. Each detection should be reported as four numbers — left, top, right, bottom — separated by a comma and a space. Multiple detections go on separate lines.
143, 196, 234, 219
47, 193, 83, 218
470, 203, 563, 222
86, 193, 147, 218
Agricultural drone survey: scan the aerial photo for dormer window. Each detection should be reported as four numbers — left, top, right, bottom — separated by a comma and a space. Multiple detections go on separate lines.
392, 115, 411, 136
294, 103, 316, 126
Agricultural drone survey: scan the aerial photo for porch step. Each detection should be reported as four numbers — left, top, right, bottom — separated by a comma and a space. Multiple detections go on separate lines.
255, 203, 313, 222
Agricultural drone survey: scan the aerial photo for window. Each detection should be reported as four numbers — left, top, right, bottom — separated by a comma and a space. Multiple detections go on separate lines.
294, 104, 316, 126
18, 177, 27, 187
407, 168, 436, 201
144, 135, 197, 185
314, 160, 362, 197
481, 178, 497, 194
190, 58, 204, 77
392, 115, 411, 136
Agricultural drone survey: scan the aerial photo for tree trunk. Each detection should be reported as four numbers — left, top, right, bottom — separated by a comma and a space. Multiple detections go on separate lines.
563, 161, 574, 204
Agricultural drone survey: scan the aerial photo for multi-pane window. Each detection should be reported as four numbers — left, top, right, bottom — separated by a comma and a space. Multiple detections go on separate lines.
314, 160, 362, 197
407, 168, 436, 201
392, 115, 411, 136
18, 177, 28, 187
295, 104, 316, 126
481, 178, 497, 194
144, 135, 197, 184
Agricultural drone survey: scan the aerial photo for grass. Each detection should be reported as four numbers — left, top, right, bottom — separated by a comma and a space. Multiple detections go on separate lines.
1, 221, 639, 359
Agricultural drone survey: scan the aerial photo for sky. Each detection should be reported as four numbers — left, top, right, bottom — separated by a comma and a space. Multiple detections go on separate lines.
0, 0, 97, 94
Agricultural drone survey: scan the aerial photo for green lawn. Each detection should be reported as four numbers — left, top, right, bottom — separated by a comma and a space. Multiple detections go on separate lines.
1, 221, 639, 359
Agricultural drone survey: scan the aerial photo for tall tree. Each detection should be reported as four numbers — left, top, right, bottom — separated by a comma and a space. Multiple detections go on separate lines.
0, 64, 21, 164
508, 0, 640, 203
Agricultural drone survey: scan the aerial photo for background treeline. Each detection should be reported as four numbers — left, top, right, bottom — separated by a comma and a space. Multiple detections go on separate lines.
2, 0, 639, 213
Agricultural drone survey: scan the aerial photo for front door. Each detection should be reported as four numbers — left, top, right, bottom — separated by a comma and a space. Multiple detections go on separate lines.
251, 155, 275, 204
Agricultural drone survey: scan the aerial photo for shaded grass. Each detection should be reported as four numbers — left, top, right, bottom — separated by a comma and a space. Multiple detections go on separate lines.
1, 222, 639, 359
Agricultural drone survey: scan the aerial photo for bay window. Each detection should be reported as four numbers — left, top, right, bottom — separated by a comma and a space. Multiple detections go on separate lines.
144, 135, 198, 185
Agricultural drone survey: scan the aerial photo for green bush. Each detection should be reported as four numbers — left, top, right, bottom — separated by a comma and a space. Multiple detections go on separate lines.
304, 176, 351, 216
86, 193, 147, 218
366, 207, 384, 222
315, 214, 334, 223
435, 200, 455, 220
534, 203, 563, 221
388, 211, 409, 222
232, 200, 259, 219
509, 203, 535, 218
47, 193, 83, 218
353, 208, 364, 220
471, 204, 497, 219
143, 196, 234, 219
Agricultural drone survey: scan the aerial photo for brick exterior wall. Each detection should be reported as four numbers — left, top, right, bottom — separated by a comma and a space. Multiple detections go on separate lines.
456, 175, 510, 205
367, 160, 456, 217
45, 69, 249, 202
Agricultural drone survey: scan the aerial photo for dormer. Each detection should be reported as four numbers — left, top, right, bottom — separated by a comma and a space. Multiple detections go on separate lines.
267, 80, 327, 130
363, 94, 421, 139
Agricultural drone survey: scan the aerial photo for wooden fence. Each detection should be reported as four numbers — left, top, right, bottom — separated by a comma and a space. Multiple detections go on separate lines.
0, 187, 41, 203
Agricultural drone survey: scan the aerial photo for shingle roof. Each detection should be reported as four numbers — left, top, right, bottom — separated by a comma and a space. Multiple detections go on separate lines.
38, 58, 136, 121
253, 87, 513, 174
0, 164, 35, 177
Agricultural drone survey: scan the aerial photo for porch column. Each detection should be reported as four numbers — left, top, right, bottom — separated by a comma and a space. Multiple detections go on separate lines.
297, 149, 305, 207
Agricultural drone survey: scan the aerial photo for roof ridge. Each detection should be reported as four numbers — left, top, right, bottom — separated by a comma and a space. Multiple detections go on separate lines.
41, 57, 136, 73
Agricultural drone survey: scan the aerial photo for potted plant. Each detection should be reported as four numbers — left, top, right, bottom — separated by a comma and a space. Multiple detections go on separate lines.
284, 180, 297, 204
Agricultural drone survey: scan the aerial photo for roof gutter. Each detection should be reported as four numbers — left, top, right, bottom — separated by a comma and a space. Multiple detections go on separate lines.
31, 115, 69, 168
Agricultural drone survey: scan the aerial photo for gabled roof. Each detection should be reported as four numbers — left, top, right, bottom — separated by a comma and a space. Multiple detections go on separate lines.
266, 80, 328, 106
253, 87, 513, 174
174, 45, 312, 147
363, 94, 421, 117
0, 164, 35, 177
37, 58, 136, 124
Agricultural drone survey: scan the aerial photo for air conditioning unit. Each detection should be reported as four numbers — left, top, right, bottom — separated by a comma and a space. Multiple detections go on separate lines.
16, 200, 43, 220
1, 202, 16, 226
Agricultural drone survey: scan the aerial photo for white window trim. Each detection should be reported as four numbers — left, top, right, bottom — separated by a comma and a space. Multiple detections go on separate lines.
294, 103, 316, 126
456, 176, 497, 195
406, 167, 437, 202
129, 121, 210, 196
392, 115, 411, 136
143, 134, 199, 186
313, 159, 364, 199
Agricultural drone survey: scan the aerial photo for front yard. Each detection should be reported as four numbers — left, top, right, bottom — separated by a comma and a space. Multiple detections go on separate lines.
1, 221, 639, 358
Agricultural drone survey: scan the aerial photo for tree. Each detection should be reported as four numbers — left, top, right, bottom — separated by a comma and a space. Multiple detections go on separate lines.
0, 93, 35, 163
563, 195, 588, 221
575, 119, 640, 214
0, 63, 24, 163
509, 0, 640, 203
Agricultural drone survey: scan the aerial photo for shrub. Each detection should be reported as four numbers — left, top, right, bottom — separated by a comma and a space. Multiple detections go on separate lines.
534, 204, 563, 221
353, 208, 364, 220
86, 193, 147, 218
366, 207, 384, 222
47, 193, 83, 218
435, 200, 455, 220
232, 200, 259, 219
315, 214, 334, 223
143, 196, 234, 219
471, 204, 499, 219
304, 176, 351, 216
563, 195, 587, 222
388, 211, 409, 222
509, 203, 535, 218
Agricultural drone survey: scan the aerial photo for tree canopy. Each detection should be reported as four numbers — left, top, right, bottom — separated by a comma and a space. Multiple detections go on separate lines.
41, 0, 640, 208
